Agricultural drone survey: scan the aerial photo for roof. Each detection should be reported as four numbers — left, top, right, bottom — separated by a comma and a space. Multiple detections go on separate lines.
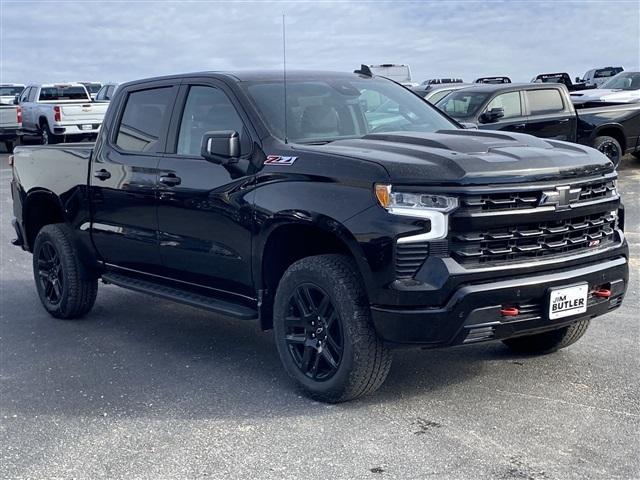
120, 70, 385, 88
448, 82, 567, 94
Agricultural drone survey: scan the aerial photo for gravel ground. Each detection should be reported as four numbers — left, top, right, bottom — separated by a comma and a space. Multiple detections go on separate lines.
1, 150, 638, 480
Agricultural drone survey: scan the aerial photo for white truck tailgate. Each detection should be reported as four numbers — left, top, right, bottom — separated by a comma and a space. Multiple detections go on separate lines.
0, 106, 20, 129
60, 103, 107, 123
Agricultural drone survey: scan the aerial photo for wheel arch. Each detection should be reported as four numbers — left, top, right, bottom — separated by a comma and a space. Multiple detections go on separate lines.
254, 214, 372, 330
23, 189, 66, 251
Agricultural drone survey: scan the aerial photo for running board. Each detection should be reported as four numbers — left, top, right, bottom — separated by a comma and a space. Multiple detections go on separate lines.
101, 273, 258, 320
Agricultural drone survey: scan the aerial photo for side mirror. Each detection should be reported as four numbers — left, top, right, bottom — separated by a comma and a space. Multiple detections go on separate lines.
201, 130, 240, 164
479, 107, 504, 123
13, 95, 20, 105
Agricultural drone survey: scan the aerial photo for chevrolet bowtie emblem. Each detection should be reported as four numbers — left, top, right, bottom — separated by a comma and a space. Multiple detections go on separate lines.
540, 186, 582, 210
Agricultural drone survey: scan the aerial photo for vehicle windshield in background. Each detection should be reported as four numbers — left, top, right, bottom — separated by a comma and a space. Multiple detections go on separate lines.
82, 84, 102, 94
600, 72, 640, 90
39, 86, 89, 101
0, 86, 24, 96
594, 67, 624, 79
243, 76, 456, 144
436, 90, 489, 118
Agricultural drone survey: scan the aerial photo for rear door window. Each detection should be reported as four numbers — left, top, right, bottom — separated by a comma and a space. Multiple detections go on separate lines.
525, 89, 565, 115
115, 87, 174, 153
485, 92, 522, 118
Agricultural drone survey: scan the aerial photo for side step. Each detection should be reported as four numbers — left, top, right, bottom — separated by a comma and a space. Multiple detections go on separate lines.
101, 272, 258, 320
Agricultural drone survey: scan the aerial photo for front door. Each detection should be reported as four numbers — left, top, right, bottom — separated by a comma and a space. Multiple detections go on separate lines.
90, 83, 178, 273
477, 91, 528, 134
156, 82, 256, 298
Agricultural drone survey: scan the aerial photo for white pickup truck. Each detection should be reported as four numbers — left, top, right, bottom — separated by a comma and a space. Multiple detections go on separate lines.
17, 83, 108, 144
0, 105, 21, 152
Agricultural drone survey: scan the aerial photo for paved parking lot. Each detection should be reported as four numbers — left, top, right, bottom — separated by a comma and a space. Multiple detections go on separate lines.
0, 150, 638, 480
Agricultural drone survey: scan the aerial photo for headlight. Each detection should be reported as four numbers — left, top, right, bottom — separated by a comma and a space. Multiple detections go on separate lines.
375, 184, 458, 242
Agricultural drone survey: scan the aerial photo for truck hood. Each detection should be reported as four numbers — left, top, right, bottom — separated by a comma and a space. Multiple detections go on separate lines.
299, 130, 613, 185
571, 88, 640, 103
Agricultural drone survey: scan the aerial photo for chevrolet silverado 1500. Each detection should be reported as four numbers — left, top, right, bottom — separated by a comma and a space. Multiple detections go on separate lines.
10, 70, 628, 402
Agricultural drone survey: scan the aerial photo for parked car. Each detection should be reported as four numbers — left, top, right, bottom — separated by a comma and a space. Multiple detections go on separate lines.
474, 76, 511, 84
531, 72, 593, 91
570, 71, 640, 106
17, 83, 108, 144
94, 82, 119, 103
0, 104, 21, 152
436, 82, 640, 166
78, 82, 103, 100
10, 70, 628, 402
412, 83, 472, 104
368, 64, 415, 86
579, 67, 624, 88
0, 83, 25, 105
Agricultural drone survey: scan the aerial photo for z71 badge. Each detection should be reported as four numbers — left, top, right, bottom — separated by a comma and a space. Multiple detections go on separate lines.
265, 155, 298, 165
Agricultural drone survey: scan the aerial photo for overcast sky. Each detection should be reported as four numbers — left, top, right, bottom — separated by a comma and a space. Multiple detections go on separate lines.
1, 0, 638, 85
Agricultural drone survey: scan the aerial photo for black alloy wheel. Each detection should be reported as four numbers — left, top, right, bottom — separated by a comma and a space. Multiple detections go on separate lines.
36, 240, 64, 305
284, 283, 344, 381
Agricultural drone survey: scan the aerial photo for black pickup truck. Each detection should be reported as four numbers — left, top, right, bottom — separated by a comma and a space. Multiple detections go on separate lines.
436, 82, 640, 166
10, 70, 629, 402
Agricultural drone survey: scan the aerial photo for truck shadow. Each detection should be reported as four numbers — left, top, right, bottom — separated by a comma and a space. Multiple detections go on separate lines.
2, 280, 548, 420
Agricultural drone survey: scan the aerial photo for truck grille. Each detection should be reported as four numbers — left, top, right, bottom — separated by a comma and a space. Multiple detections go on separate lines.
451, 211, 618, 265
461, 179, 616, 212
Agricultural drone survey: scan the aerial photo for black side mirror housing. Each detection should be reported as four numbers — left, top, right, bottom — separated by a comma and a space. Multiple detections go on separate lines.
13, 95, 20, 105
479, 107, 505, 124
201, 130, 240, 164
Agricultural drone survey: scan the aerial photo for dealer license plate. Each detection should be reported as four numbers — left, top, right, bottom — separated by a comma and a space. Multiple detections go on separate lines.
548, 284, 588, 320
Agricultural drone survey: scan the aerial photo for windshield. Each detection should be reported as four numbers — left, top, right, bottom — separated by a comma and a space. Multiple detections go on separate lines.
435, 90, 490, 118
82, 83, 102, 94
0, 86, 24, 97
242, 76, 456, 144
600, 72, 640, 90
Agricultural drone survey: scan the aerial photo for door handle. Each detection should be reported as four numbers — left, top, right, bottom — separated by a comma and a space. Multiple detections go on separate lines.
159, 174, 181, 186
93, 169, 111, 181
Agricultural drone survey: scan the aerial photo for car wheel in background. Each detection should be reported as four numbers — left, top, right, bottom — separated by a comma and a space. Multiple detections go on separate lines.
32, 224, 98, 319
593, 136, 622, 168
502, 320, 590, 355
273, 254, 392, 403
40, 121, 60, 145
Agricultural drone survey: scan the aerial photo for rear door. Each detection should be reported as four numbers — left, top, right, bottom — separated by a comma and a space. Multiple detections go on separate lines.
521, 88, 576, 141
155, 79, 256, 298
90, 81, 179, 273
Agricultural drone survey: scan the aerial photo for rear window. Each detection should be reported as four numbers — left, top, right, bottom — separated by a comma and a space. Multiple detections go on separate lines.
525, 89, 564, 114
39, 86, 89, 101
595, 68, 623, 79
0, 86, 24, 96
82, 83, 102, 94
115, 87, 174, 153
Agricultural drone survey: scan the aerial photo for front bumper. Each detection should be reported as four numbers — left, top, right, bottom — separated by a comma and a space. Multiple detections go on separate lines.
371, 255, 628, 347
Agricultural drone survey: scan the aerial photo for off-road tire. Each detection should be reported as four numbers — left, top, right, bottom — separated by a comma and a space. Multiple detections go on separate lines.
32, 224, 98, 319
273, 254, 392, 403
502, 319, 590, 354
